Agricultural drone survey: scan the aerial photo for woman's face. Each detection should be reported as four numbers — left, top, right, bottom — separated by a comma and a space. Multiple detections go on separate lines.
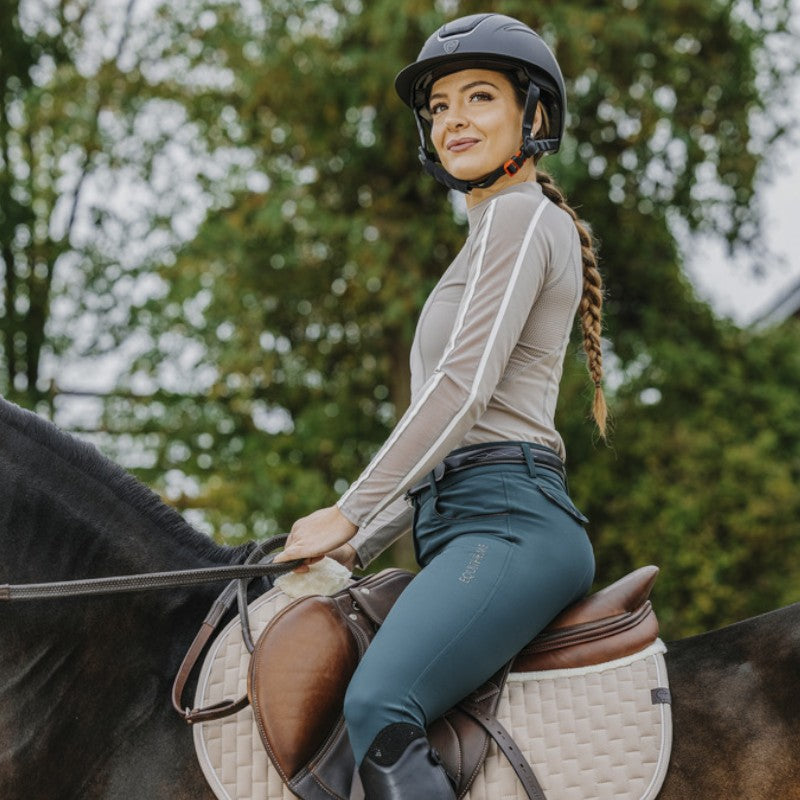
428, 68, 530, 182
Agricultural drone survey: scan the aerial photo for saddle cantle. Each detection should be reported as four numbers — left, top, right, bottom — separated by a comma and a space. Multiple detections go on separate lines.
247, 565, 660, 800
514, 564, 659, 671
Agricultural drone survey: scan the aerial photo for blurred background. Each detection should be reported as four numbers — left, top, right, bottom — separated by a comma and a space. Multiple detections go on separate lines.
1, 0, 798, 639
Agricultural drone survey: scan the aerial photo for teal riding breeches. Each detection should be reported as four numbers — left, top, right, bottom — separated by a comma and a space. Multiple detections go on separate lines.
343, 442, 595, 766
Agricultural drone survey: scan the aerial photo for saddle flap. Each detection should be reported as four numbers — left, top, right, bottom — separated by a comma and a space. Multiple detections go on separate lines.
247, 595, 359, 781
428, 665, 509, 796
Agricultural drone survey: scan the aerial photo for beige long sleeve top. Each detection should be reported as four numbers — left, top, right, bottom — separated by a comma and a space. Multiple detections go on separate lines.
338, 180, 584, 566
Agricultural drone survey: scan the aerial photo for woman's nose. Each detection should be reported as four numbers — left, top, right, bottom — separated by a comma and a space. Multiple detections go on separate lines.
444, 110, 466, 130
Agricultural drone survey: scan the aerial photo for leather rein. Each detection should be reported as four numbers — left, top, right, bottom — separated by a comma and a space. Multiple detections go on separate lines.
1, 534, 301, 724
0, 536, 299, 601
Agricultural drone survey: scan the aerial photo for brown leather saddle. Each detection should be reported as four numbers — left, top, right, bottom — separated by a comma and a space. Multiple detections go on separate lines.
244, 565, 660, 800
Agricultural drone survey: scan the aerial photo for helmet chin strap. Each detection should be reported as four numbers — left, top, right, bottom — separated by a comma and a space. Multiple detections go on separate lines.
415, 82, 558, 194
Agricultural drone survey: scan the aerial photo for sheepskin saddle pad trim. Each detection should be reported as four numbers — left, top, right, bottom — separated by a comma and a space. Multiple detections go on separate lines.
192, 585, 672, 800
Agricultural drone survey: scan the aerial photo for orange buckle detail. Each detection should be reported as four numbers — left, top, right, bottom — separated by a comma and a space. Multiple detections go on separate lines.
504, 158, 520, 176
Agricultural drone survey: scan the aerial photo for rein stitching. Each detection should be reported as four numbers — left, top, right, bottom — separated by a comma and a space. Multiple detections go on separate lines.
0, 536, 299, 601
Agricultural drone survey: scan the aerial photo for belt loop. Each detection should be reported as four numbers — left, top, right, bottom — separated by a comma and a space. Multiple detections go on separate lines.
427, 465, 442, 498
427, 472, 437, 498
520, 442, 537, 478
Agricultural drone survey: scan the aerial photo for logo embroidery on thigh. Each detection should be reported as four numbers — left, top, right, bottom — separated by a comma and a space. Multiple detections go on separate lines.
459, 543, 488, 584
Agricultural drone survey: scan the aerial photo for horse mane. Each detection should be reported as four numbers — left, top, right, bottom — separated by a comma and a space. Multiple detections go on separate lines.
0, 397, 235, 562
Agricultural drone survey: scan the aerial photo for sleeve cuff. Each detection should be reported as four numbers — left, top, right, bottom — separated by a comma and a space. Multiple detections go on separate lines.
348, 499, 413, 568
336, 498, 363, 529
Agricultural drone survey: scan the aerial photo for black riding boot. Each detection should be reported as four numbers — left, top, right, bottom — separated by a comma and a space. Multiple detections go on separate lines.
358, 724, 456, 800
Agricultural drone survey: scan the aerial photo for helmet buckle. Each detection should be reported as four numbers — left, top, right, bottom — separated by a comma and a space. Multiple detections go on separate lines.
503, 149, 526, 177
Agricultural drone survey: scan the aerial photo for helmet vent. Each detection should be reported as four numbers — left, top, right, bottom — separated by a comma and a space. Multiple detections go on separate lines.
502, 24, 538, 36
439, 13, 492, 38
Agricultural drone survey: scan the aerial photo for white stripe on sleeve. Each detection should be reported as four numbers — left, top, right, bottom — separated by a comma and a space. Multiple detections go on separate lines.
337, 201, 499, 509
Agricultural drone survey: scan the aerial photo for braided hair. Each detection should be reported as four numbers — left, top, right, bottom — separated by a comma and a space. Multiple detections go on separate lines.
535, 169, 607, 438
525, 96, 607, 437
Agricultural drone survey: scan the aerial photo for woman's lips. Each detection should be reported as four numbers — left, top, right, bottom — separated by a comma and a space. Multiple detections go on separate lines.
447, 138, 479, 152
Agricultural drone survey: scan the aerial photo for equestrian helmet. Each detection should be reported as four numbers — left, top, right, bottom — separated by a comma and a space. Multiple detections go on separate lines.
395, 13, 567, 192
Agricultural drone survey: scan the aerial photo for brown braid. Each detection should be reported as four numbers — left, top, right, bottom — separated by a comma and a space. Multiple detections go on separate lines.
505, 83, 608, 437
535, 169, 608, 438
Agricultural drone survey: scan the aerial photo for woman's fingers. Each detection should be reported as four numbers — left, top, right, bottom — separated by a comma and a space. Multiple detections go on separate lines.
273, 539, 310, 565
272, 505, 358, 571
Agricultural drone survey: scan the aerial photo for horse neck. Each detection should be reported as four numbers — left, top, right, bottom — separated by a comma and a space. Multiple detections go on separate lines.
0, 400, 247, 794
0, 399, 242, 582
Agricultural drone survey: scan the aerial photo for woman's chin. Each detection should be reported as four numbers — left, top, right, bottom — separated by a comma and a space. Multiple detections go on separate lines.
441, 159, 493, 182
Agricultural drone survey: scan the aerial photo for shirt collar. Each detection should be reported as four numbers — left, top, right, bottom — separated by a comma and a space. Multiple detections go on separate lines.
466, 180, 544, 232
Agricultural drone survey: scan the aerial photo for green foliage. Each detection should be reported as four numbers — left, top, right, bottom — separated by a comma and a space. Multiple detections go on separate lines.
0, 0, 260, 405
1, 0, 798, 636
558, 317, 800, 637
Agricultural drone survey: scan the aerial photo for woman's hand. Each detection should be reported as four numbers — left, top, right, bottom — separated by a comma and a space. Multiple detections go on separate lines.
326, 543, 359, 572
273, 505, 358, 572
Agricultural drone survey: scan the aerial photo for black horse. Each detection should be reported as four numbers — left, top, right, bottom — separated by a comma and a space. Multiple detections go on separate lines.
1, 397, 798, 800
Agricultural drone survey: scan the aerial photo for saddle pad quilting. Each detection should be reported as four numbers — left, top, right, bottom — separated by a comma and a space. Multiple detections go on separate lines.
466, 644, 670, 800
193, 588, 299, 800
194, 589, 671, 800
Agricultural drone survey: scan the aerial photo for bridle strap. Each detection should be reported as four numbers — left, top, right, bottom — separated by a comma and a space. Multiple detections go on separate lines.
0, 534, 299, 722
171, 536, 292, 723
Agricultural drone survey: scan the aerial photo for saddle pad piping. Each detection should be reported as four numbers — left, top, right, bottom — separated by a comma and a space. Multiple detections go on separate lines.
641, 648, 672, 800
508, 639, 666, 682
192, 587, 286, 800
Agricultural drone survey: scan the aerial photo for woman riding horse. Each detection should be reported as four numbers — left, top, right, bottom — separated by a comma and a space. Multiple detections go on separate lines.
275, 13, 607, 798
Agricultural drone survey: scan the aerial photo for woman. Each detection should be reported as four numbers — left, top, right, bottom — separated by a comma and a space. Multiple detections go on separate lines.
274, 12, 607, 799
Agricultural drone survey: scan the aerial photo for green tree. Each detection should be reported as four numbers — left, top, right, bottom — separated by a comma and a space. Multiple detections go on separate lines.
3, 0, 798, 636
0, 0, 257, 408
559, 317, 800, 637
126, 0, 795, 535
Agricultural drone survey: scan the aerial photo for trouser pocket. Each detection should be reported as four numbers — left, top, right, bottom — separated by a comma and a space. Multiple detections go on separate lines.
431, 471, 510, 521
534, 479, 590, 525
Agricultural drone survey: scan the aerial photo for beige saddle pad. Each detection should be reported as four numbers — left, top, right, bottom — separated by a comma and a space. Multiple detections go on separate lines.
193, 585, 672, 800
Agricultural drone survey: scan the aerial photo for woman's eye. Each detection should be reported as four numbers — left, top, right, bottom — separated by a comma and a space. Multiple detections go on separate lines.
429, 91, 492, 116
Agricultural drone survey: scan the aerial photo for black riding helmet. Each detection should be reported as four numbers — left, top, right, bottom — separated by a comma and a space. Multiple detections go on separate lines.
395, 13, 567, 193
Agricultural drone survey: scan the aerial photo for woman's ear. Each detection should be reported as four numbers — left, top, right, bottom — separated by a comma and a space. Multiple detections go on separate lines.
533, 102, 544, 137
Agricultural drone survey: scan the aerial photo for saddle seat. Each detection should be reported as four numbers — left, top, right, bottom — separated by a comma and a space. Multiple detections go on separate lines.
512, 564, 659, 671
247, 566, 660, 798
